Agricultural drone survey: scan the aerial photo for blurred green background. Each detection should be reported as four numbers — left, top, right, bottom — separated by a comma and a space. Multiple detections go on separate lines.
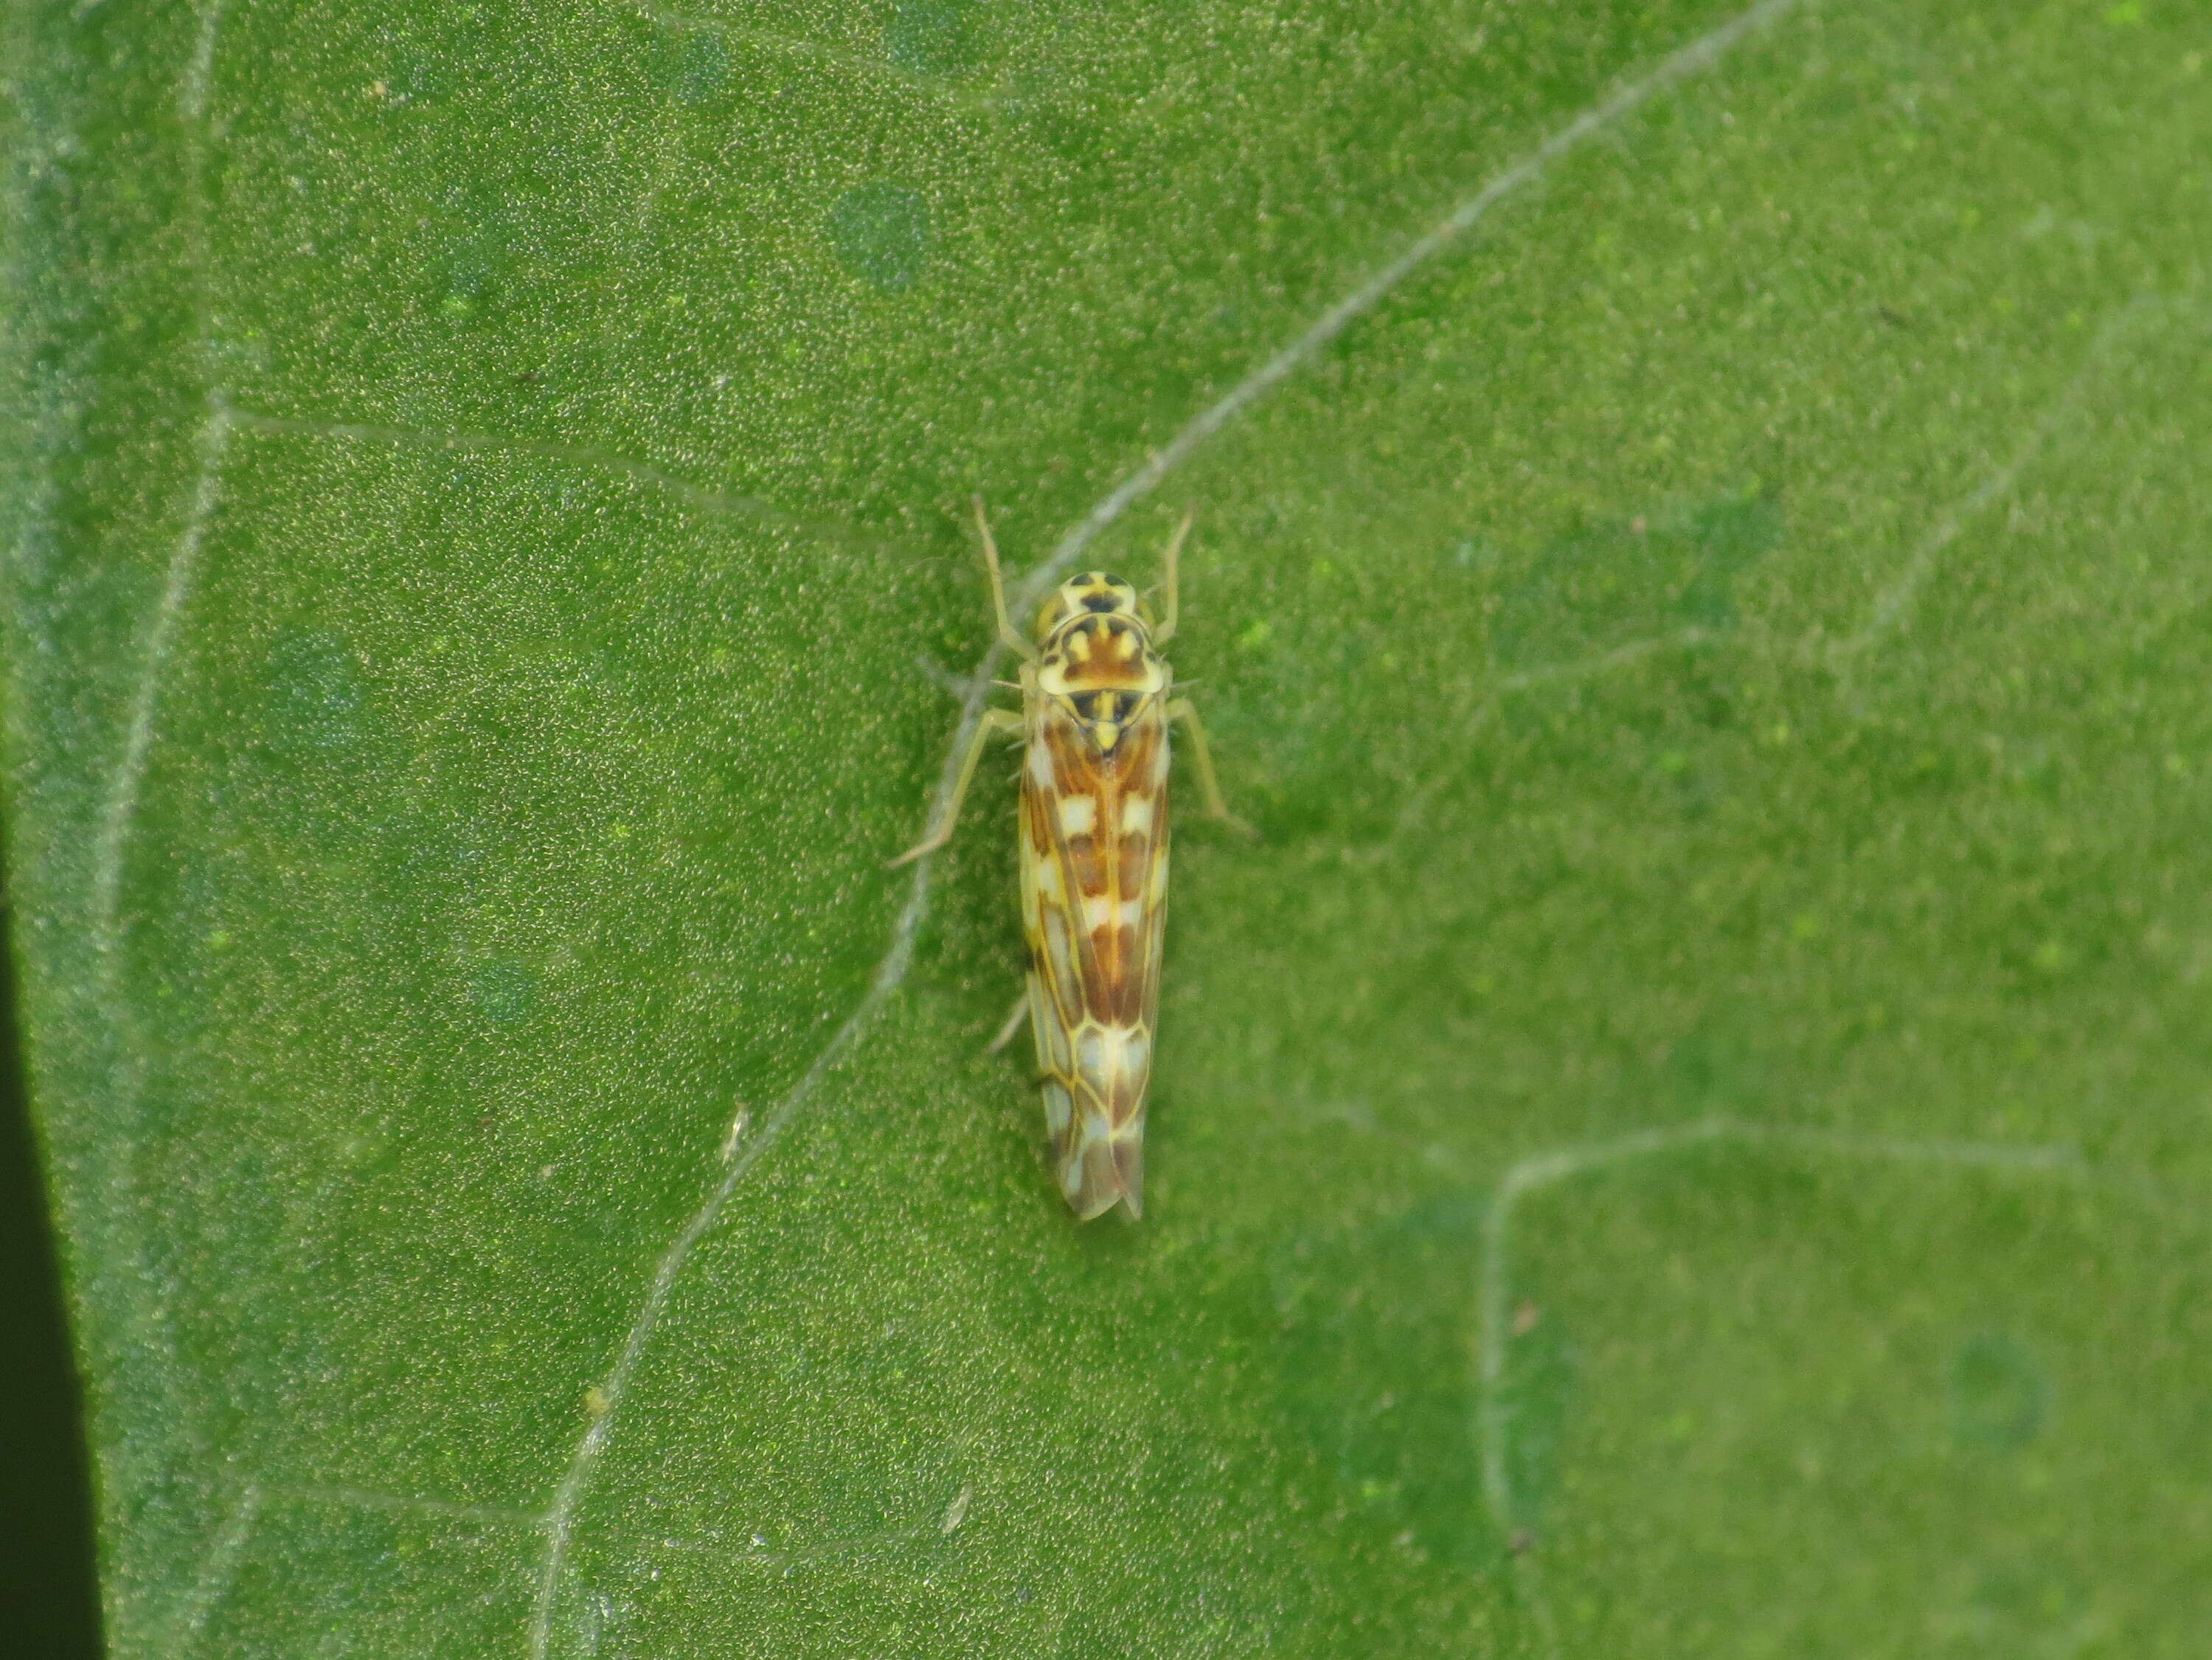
6, 0, 2209, 1655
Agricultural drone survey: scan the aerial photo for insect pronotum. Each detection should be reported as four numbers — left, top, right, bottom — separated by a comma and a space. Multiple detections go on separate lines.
890, 499, 1247, 1220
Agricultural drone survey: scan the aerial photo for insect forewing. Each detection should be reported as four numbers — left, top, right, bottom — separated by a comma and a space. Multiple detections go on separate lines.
1019, 694, 1169, 1219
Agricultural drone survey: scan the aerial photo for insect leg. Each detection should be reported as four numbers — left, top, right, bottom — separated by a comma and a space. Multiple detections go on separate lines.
1150, 508, 1194, 646
985, 986, 1031, 1053
887, 705, 1024, 867
974, 496, 1039, 662
1166, 696, 1256, 837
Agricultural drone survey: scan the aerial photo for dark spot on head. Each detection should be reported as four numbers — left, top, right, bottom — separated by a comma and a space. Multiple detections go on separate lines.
1082, 592, 1120, 612
1073, 691, 1136, 725
1079, 691, 1132, 726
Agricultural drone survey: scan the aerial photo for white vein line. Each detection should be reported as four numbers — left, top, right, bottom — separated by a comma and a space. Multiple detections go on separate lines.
98, 0, 230, 952
175, 1481, 260, 1656
145, 15, 237, 1651
906, 0, 1810, 856
180, 0, 227, 345
1016, 0, 1811, 613
527, 870, 934, 1657
96, 0, 233, 952
1834, 291, 2166, 660
89, 402, 230, 954
529, 7, 1809, 1650
1473, 1117, 2084, 1653
1381, 278, 2171, 856
181, 0, 226, 121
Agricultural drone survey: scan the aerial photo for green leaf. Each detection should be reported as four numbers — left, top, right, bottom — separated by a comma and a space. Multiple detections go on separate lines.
8, 0, 2212, 1653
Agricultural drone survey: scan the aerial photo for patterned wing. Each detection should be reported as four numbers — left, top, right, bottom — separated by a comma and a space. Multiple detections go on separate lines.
1018, 695, 1171, 1219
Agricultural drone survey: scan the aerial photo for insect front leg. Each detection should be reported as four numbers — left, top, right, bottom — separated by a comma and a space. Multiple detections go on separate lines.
973, 496, 1039, 663
1150, 509, 1194, 646
1166, 696, 1257, 838
887, 705, 1024, 868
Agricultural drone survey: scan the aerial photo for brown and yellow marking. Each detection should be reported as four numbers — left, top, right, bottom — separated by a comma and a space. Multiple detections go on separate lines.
887, 499, 1251, 1221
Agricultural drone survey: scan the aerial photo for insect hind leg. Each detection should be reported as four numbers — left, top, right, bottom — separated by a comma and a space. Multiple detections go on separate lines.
1166, 696, 1256, 837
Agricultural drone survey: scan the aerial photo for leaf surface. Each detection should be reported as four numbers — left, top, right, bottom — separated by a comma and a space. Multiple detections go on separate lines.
7, 0, 2211, 1653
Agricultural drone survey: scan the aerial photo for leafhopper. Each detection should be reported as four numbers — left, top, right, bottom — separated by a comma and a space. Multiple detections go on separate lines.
892, 500, 1245, 1219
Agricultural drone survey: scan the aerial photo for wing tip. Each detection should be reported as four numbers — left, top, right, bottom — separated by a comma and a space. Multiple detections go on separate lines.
1112, 1132, 1145, 1218
1057, 1124, 1145, 1221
